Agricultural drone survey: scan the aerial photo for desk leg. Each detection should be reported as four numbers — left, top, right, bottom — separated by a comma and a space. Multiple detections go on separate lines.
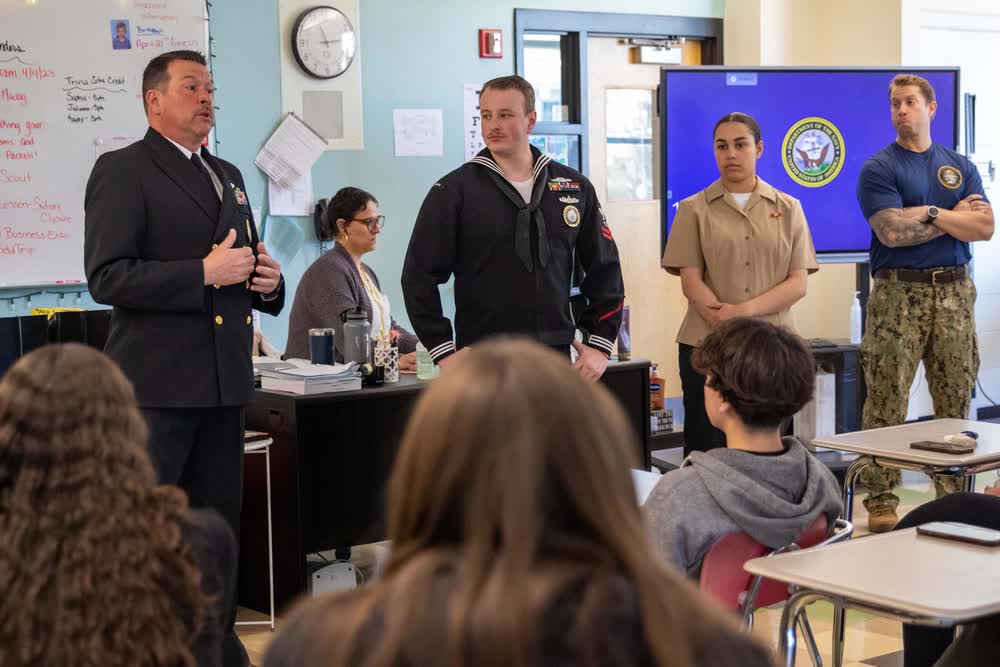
831, 602, 845, 667
833, 458, 869, 667
841, 457, 870, 523
780, 591, 826, 667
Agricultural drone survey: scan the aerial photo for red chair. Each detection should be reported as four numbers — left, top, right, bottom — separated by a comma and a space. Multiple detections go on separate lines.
699, 516, 853, 667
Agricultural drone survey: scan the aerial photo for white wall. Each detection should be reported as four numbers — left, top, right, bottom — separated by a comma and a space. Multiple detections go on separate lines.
901, 0, 1000, 418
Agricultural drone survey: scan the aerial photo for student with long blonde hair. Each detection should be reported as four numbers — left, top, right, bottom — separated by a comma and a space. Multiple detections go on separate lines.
264, 339, 775, 667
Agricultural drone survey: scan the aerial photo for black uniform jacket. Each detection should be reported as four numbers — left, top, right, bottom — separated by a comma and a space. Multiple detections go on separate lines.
84, 128, 284, 408
402, 146, 624, 362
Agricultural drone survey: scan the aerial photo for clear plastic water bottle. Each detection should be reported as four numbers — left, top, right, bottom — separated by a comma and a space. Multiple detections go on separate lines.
342, 306, 371, 366
849, 292, 862, 345
416, 342, 435, 381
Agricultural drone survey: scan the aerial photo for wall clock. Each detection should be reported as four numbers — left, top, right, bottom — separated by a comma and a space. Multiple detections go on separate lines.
291, 6, 357, 79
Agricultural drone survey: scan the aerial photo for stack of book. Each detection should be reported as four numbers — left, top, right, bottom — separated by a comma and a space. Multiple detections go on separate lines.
256, 358, 361, 394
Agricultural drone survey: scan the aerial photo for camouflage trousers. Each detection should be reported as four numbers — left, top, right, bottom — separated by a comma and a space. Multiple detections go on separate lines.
859, 272, 979, 511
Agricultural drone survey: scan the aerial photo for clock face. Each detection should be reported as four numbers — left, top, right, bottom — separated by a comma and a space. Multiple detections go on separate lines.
292, 6, 357, 79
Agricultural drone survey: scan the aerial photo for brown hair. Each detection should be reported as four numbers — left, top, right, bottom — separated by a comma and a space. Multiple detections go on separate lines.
889, 74, 936, 104
142, 49, 208, 111
694, 318, 815, 429
265, 339, 755, 667
714, 112, 762, 144
0, 344, 207, 666
480, 75, 536, 114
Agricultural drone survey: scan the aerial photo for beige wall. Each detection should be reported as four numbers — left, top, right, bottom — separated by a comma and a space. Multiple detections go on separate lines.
723, 0, 762, 64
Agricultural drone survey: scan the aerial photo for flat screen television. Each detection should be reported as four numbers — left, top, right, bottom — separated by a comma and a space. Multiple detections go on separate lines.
659, 67, 960, 259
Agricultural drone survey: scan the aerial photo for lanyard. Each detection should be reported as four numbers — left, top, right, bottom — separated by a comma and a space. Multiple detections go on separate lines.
358, 267, 389, 342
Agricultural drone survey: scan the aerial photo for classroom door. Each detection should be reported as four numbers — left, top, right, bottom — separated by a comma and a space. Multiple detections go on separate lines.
586, 37, 700, 396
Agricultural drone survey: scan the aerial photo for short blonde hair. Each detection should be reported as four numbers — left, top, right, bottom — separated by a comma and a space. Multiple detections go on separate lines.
480, 75, 536, 114
889, 74, 936, 104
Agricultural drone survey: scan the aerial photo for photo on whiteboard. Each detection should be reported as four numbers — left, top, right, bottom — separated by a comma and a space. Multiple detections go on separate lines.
110, 20, 131, 50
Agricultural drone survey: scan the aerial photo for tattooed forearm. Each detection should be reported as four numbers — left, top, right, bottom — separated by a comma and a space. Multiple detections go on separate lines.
869, 207, 944, 248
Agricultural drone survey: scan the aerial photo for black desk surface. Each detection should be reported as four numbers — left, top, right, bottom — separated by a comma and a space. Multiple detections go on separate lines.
809, 340, 860, 355
241, 358, 651, 611
257, 357, 651, 401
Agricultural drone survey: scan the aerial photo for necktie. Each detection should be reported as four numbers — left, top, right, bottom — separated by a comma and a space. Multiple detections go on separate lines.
191, 152, 220, 200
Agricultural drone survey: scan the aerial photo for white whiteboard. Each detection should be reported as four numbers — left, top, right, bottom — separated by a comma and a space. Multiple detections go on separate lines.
0, 0, 207, 287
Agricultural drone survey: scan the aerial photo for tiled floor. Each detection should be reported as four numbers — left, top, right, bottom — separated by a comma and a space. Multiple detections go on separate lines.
237, 470, 1000, 666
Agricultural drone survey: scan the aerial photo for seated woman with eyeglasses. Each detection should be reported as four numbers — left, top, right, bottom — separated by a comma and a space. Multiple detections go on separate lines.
286, 187, 418, 368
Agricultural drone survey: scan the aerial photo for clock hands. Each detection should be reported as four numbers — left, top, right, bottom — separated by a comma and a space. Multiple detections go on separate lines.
317, 23, 342, 45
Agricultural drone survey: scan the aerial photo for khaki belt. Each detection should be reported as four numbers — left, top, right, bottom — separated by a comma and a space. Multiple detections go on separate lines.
873, 265, 968, 285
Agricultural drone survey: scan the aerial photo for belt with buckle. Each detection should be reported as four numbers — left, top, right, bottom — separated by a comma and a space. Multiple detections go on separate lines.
873, 265, 968, 285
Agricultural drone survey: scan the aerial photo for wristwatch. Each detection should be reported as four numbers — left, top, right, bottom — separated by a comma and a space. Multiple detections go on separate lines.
926, 205, 940, 224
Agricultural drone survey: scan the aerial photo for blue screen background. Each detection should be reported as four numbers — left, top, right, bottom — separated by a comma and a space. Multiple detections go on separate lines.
662, 69, 958, 255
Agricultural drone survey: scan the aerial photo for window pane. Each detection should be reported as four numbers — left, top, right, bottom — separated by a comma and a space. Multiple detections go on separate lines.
524, 32, 568, 122
606, 88, 654, 201
529, 134, 580, 169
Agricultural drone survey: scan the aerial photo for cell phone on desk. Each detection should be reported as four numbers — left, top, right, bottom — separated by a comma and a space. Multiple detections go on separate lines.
909, 440, 975, 455
917, 522, 1000, 546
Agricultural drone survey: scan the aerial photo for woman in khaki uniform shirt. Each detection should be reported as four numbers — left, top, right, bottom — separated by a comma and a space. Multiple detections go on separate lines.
662, 113, 818, 455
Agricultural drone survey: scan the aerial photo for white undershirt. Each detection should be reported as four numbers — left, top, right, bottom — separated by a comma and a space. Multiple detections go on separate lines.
511, 178, 533, 203
369, 290, 391, 343
358, 267, 392, 343
730, 192, 752, 210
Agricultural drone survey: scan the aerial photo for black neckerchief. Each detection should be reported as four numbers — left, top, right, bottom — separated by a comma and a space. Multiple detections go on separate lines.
470, 148, 553, 272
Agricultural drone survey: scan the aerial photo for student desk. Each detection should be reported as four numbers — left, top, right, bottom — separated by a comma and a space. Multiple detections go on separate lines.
744, 528, 1000, 667
812, 418, 1000, 666
240, 358, 651, 611
814, 419, 1000, 524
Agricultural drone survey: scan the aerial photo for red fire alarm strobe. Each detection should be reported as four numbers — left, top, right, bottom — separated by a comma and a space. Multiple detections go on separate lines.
479, 29, 502, 58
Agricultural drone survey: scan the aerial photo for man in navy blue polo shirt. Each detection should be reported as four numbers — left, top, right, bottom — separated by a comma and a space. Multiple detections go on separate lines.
856, 73, 994, 532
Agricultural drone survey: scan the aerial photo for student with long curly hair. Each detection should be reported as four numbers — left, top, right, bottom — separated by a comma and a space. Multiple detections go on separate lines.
0, 343, 237, 667
263, 339, 775, 667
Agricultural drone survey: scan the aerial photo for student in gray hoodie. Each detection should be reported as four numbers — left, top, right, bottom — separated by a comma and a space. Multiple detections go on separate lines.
645, 318, 843, 578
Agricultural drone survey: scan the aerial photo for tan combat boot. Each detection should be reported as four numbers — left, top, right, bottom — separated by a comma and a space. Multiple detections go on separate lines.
867, 505, 899, 533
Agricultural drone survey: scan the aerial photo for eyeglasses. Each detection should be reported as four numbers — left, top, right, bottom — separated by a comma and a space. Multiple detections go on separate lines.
349, 215, 386, 232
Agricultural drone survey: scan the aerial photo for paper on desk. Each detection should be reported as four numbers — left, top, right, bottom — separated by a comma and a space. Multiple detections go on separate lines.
393, 109, 443, 157
255, 113, 328, 188
263, 358, 359, 377
268, 172, 313, 217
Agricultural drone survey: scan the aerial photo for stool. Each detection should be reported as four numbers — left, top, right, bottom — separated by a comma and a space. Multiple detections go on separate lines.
236, 436, 275, 631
